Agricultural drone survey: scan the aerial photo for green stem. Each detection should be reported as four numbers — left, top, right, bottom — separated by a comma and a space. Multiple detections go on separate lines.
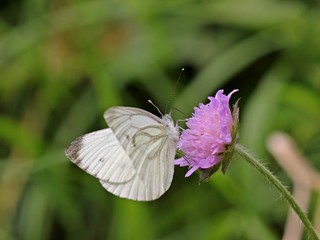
235, 143, 319, 240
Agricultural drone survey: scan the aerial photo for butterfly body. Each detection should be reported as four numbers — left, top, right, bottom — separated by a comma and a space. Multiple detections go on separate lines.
65, 107, 179, 201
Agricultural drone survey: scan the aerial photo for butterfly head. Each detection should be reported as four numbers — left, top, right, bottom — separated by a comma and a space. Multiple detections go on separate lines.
161, 114, 179, 144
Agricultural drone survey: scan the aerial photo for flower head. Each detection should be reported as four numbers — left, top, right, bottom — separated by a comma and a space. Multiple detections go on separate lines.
175, 89, 239, 181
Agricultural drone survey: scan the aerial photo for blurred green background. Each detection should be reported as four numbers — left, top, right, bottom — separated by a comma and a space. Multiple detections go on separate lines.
1, 0, 320, 239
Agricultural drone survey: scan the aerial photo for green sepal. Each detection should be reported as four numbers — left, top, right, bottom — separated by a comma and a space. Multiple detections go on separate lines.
221, 98, 240, 174
199, 162, 221, 183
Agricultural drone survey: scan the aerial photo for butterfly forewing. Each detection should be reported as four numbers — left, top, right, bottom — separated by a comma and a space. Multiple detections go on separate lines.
65, 129, 136, 183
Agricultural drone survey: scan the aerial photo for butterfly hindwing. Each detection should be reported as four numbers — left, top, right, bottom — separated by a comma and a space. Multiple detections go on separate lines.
100, 132, 176, 200
104, 107, 163, 148
102, 107, 176, 200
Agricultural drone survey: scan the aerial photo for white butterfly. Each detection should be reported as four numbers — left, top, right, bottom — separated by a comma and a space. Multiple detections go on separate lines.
65, 106, 179, 201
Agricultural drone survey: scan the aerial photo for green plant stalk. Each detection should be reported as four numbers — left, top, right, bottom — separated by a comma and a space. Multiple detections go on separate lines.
235, 143, 319, 240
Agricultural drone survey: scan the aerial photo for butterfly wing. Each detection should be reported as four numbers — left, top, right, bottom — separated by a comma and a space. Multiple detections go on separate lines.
66, 107, 177, 201
65, 129, 136, 183
101, 107, 177, 201
104, 107, 165, 148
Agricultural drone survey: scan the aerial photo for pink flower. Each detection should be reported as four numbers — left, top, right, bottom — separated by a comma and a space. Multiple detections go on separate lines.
175, 89, 239, 180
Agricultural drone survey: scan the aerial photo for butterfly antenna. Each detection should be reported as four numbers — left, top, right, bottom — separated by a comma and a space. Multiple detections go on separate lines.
148, 100, 163, 116
165, 68, 185, 114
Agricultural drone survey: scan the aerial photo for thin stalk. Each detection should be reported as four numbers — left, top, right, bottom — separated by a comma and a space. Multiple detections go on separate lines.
235, 143, 319, 240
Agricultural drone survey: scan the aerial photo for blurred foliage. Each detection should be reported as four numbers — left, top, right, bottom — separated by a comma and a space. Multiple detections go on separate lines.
0, 0, 320, 239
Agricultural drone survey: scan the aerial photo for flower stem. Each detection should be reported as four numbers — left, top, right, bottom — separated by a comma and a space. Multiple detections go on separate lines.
235, 143, 319, 240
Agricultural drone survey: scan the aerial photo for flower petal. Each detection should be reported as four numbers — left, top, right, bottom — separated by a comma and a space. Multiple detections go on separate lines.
185, 166, 200, 177
177, 89, 238, 177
